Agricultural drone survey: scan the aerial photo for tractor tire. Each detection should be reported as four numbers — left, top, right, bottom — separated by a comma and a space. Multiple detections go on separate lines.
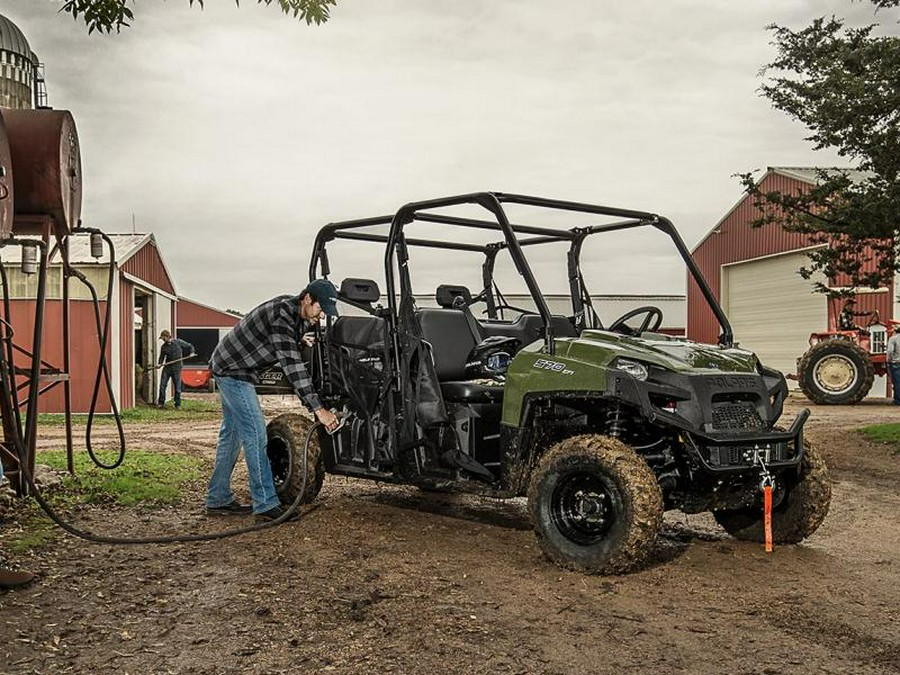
713, 440, 831, 544
527, 434, 663, 575
797, 339, 874, 405
265, 413, 325, 506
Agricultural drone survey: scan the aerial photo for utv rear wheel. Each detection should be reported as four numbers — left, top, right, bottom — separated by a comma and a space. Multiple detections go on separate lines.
797, 339, 874, 405
527, 435, 663, 574
265, 413, 325, 505
713, 440, 831, 544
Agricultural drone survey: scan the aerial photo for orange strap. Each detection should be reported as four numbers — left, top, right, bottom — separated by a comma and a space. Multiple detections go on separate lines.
763, 484, 773, 553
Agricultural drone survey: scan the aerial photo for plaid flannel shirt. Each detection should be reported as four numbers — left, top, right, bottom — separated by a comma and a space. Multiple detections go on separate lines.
211, 295, 322, 412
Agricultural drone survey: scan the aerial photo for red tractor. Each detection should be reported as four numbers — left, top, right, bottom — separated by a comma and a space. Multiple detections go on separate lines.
797, 308, 898, 405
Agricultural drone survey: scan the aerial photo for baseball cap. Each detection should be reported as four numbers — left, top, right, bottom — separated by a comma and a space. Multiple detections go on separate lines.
305, 278, 339, 317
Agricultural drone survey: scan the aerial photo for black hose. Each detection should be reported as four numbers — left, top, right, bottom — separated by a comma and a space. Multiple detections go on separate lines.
67, 231, 127, 469
68, 266, 127, 469
14, 420, 318, 544
0, 261, 22, 431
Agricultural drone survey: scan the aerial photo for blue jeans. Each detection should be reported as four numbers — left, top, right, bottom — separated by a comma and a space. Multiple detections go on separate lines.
158, 366, 183, 407
890, 364, 900, 404
206, 376, 280, 514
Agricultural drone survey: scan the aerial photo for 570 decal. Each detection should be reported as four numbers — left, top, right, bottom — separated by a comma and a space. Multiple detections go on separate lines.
533, 358, 575, 376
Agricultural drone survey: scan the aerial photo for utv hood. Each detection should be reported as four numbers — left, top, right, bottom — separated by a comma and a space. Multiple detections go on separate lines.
553, 330, 760, 374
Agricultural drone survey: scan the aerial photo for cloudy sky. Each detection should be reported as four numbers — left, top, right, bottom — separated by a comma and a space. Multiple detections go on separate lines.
2, 0, 896, 312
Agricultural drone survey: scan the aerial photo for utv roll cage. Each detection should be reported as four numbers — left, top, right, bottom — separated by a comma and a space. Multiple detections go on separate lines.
309, 191, 731, 347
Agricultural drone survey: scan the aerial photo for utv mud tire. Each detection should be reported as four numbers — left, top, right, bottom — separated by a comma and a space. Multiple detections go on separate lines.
265, 413, 325, 505
713, 440, 831, 544
797, 340, 874, 405
527, 435, 663, 575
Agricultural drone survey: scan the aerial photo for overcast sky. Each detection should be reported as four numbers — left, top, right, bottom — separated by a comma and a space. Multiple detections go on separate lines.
2, 0, 897, 312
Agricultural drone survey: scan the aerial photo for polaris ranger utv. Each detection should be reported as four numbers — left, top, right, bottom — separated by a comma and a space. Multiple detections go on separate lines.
261, 192, 830, 574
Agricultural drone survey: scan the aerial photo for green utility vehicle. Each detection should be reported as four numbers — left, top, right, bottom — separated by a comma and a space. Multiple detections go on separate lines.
261, 192, 830, 574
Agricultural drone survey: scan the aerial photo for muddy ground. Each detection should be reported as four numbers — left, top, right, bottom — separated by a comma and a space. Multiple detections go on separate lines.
1, 393, 899, 674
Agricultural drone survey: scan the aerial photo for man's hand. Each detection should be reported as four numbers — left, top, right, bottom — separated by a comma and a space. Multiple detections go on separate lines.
301, 333, 316, 348
315, 407, 339, 432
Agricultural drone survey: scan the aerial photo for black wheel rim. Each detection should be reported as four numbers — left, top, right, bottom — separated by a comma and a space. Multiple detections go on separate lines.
550, 471, 620, 545
266, 434, 292, 488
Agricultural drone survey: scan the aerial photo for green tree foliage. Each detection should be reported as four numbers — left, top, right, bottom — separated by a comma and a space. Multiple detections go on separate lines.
60, 0, 336, 34
740, 0, 900, 296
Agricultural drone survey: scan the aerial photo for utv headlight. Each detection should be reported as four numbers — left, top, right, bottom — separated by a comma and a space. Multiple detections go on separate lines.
612, 358, 648, 381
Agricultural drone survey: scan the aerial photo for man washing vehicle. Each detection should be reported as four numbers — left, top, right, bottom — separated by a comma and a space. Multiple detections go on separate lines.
206, 279, 340, 520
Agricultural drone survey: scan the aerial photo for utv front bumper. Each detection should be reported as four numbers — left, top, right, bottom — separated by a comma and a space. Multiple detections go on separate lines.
681, 408, 808, 472
608, 369, 808, 473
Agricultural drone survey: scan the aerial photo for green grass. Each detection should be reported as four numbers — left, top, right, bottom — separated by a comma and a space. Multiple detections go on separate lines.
34, 398, 220, 425
859, 423, 900, 454
3, 449, 204, 553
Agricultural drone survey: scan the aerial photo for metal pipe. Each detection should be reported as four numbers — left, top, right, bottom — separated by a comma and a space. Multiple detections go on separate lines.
336, 230, 488, 252
413, 211, 577, 240
22, 237, 48, 495
61, 234, 73, 474
496, 192, 657, 221
652, 217, 733, 346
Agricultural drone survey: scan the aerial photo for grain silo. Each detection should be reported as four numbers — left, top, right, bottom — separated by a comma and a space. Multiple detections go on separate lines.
0, 13, 46, 109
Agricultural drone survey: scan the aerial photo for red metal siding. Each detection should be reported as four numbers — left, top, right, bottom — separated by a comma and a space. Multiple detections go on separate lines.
121, 241, 175, 295
177, 298, 241, 328
11, 299, 113, 413
119, 280, 134, 410
688, 173, 894, 343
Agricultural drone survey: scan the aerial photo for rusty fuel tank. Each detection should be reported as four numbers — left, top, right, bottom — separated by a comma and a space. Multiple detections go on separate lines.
0, 113, 13, 239
3, 109, 82, 235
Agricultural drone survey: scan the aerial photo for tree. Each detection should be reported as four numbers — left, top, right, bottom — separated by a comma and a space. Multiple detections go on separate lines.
740, 0, 900, 296
60, 0, 336, 34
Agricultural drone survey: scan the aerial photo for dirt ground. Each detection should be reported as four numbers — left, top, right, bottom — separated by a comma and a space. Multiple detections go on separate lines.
1, 392, 899, 674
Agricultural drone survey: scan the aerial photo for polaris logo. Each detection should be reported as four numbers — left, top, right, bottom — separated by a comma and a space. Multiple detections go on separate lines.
707, 375, 756, 389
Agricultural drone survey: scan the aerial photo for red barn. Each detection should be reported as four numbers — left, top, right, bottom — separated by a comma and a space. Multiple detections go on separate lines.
175, 297, 242, 390
689, 167, 893, 396
3, 233, 178, 412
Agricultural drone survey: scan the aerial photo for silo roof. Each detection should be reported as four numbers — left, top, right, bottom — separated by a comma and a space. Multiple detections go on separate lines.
0, 14, 32, 58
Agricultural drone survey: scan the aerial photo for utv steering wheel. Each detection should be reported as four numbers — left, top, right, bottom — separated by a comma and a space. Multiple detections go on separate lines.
608, 306, 663, 336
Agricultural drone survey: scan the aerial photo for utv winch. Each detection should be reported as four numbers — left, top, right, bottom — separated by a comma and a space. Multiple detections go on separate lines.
258, 192, 830, 574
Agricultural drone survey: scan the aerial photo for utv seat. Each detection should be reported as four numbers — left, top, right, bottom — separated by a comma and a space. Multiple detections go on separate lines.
481, 313, 578, 344
417, 308, 477, 381
435, 284, 485, 343
329, 278, 388, 354
416, 307, 504, 404
330, 315, 387, 356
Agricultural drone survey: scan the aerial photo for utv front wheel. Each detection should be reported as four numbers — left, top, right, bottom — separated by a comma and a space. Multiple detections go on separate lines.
713, 440, 831, 544
266, 413, 325, 505
527, 435, 663, 574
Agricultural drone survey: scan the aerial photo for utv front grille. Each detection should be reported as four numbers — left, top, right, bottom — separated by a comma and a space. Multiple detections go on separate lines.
711, 401, 764, 431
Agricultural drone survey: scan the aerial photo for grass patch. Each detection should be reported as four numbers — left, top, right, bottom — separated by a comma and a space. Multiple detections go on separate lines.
859, 423, 900, 454
3, 449, 203, 553
35, 397, 220, 426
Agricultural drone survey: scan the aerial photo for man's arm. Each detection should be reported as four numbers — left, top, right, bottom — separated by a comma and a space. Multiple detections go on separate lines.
270, 310, 322, 412
178, 339, 195, 358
